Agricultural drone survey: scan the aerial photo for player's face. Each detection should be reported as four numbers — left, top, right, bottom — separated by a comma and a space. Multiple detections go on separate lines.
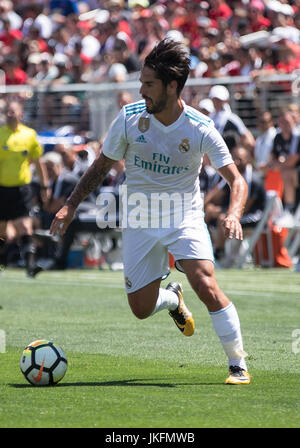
139, 66, 168, 114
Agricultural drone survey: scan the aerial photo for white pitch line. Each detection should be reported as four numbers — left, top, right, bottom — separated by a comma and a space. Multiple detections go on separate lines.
0, 277, 293, 297
0, 277, 124, 289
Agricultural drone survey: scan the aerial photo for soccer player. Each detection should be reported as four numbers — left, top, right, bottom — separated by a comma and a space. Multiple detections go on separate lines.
50, 39, 251, 385
0, 100, 50, 277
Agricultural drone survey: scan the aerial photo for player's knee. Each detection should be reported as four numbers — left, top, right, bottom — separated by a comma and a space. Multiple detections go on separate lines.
197, 276, 216, 299
130, 306, 151, 320
191, 270, 218, 302
127, 296, 152, 320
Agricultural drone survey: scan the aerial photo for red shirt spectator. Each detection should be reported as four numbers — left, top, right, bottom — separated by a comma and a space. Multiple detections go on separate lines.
0, 28, 22, 47
0, 18, 22, 48
5, 68, 27, 85
248, 2, 271, 32
3, 56, 27, 85
209, 0, 232, 21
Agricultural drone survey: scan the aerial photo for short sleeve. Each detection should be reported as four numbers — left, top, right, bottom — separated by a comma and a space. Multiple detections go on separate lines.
201, 125, 233, 170
102, 109, 128, 161
29, 130, 43, 160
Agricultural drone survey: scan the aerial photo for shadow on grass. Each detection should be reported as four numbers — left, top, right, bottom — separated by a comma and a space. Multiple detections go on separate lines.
10, 378, 222, 388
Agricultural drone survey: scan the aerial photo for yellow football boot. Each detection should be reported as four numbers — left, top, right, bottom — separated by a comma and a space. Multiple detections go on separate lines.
225, 366, 251, 385
167, 282, 195, 337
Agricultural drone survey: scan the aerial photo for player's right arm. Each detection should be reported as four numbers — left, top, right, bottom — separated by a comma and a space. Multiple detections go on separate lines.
49, 152, 116, 236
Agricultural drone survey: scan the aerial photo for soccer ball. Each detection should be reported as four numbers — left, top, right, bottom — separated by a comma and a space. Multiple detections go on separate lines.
20, 339, 68, 386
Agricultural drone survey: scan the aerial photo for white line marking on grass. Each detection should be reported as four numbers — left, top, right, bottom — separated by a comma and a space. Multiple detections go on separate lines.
0, 277, 286, 297
1, 278, 124, 289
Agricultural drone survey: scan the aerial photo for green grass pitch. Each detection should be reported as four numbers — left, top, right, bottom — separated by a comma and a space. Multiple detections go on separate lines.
0, 267, 299, 428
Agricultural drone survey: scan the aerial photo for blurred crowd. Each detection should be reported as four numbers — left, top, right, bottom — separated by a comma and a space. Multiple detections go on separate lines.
0, 0, 300, 273
1, 85, 299, 273
0, 0, 300, 86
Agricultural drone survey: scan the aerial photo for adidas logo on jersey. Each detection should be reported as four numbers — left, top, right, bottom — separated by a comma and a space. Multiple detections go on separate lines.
135, 135, 147, 143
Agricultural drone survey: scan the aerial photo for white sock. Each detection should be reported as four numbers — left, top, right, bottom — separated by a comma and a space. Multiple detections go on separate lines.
209, 302, 248, 371
151, 288, 179, 316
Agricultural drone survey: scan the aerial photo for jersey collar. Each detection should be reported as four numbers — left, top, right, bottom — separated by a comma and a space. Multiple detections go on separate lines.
151, 101, 186, 133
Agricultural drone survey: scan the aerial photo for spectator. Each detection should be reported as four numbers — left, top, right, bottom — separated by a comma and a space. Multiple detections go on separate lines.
254, 111, 277, 174
27, 52, 58, 86
49, 149, 83, 214
112, 38, 141, 75
287, 103, 300, 133
276, 46, 300, 74
25, 24, 49, 53
54, 142, 95, 176
39, 150, 64, 227
0, 100, 50, 277
60, 94, 83, 129
2, 54, 27, 85
209, 0, 232, 21
198, 98, 215, 116
51, 53, 73, 84
117, 90, 134, 109
271, 11, 300, 44
269, 107, 300, 226
69, 38, 92, 72
107, 59, 128, 82
0, 16, 22, 50
80, 54, 108, 83
0, 0, 22, 30
76, 20, 100, 59
22, 3, 53, 40
49, 0, 79, 17
248, 1, 271, 32
49, 138, 123, 270
205, 145, 266, 264
209, 85, 255, 153
49, 142, 97, 269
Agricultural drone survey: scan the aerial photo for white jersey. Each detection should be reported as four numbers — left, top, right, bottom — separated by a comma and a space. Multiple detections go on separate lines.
102, 100, 233, 227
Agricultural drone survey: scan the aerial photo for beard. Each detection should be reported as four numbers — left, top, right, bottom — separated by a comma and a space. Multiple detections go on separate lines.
144, 90, 168, 114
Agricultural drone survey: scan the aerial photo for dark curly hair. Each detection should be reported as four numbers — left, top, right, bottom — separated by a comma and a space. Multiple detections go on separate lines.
144, 38, 190, 97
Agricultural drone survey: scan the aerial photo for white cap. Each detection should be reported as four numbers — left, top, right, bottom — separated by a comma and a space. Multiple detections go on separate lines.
108, 63, 127, 81
41, 151, 63, 165
165, 30, 185, 43
198, 98, 215, 114
95, 9, 110, 24
53, 53, 69, 66
40, 52, 53, 63
27, 53, 42, 64
209, 85, 230, 101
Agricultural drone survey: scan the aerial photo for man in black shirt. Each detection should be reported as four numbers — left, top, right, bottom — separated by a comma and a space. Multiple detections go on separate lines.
269, 107, 300, 226
205, 146, 266, 264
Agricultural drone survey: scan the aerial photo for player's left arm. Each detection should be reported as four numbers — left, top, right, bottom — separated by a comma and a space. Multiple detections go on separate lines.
217, 163, 248, 240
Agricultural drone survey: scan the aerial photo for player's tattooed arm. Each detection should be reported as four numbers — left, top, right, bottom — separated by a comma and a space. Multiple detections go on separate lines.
66, 153, 115, 209
50, 153, 116, 236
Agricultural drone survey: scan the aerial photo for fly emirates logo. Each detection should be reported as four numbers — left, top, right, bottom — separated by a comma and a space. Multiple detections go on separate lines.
134, 152, 189, 175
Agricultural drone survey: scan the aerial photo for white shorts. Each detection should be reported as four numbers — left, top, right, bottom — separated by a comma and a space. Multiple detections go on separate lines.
122, 222, 214, 293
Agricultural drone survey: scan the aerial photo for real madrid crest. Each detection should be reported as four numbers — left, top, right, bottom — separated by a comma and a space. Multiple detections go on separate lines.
125, 277, 132, 288
138, 117, 150, 133
179, 138, 190, 153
